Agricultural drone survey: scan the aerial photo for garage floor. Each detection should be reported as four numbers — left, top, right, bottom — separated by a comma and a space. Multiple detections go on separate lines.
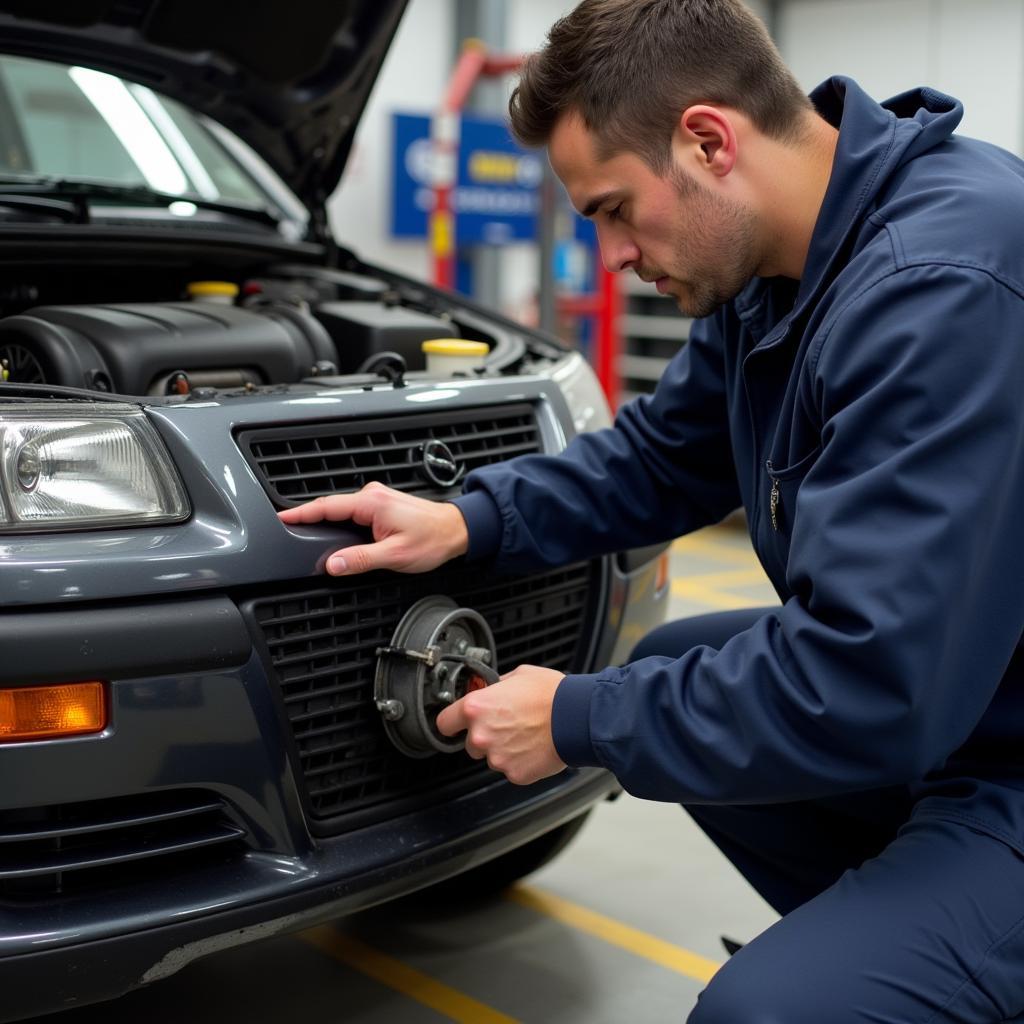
58, 522, 781, 1024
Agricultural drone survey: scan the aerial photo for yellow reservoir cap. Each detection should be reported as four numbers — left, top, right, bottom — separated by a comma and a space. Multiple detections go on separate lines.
0, 681, 107, 742
421, 339, 489, 356
186, 280, 239, 298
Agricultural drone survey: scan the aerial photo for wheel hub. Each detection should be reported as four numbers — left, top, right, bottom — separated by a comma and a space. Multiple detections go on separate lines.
373, 596, 498, 757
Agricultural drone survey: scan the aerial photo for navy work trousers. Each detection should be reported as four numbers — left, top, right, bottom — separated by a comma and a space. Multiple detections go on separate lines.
631, 610, 1024, 1024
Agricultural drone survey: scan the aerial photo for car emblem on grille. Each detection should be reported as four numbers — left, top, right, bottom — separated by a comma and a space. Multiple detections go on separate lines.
418, 440, 464, 488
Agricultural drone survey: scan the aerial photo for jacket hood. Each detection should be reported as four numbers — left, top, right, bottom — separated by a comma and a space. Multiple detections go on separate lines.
794, 76, 963, 308
815, 77, 964, 164
0, 0, 408, 215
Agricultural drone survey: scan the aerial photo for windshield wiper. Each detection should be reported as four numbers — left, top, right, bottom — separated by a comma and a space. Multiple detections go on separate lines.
0, 193, 81, 223
0, 176, 283, 229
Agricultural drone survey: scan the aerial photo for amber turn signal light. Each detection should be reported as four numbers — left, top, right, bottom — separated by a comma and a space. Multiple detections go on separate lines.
0, 681, 107, 742
655, 551, 671, 594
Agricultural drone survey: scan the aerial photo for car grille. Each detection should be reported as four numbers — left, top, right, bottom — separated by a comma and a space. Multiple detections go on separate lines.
243, 560, 600, 831
237, 403, 541, 504
0, 790, 246, 899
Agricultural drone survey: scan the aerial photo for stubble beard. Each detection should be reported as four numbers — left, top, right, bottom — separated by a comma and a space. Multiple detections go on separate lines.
665, 168, 761, 319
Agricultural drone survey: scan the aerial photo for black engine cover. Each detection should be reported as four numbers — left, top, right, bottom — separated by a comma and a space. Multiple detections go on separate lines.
0, 301, 338, 394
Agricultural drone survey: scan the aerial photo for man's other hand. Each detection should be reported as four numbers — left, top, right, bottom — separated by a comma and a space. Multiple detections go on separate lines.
277, 482, 469, 576
435, 665, 568, 786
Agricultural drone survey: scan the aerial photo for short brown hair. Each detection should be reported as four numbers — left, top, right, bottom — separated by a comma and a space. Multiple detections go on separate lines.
509, 0, 812, 172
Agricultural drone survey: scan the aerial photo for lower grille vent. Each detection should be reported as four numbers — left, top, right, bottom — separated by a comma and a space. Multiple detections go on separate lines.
0, 789, 245, 899
245, 560, 599, 830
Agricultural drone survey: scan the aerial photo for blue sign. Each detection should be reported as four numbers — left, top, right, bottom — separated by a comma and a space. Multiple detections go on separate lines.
391, 111, 542, 244
391, 113, 433, 239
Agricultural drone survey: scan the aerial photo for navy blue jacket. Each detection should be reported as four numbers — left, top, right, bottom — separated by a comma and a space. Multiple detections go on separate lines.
453, 79, 1024, 852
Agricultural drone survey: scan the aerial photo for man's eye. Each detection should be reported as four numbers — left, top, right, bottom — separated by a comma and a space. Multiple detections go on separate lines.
605, 204, 622, 222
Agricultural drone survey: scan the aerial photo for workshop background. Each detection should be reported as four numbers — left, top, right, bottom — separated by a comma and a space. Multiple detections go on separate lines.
57, 2, 1023, 1021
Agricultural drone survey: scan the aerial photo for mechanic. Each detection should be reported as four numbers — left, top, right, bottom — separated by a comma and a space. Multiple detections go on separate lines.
279, 0, 1024, 1020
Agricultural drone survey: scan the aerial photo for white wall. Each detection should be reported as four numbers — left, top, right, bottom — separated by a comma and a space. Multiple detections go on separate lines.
507, 0, 574, 50
778, 0, 1024, 153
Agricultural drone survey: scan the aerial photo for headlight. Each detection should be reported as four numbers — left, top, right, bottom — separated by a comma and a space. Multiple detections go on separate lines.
0, 402, 189, 532
545, 351, 613, 434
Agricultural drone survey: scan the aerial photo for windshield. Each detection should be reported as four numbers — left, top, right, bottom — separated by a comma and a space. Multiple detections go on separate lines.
0, 54, 306, 231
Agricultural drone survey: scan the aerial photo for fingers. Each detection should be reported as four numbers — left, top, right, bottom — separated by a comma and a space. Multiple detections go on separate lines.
464, 735, 487, 760
279, 485, 467, 578
434, 683, 565, 784
437, 697, 488, 761
277, 493, 361, 525
277, 483, 394, 527
435, 698, 468, 738
279, 486, 402, 577
324, 536, 407, 576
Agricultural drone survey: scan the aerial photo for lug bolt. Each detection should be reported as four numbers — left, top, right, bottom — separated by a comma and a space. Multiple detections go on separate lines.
376, 699, 405, 721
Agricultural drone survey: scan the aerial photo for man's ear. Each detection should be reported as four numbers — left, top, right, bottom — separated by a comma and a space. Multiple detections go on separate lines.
673, 105, 738, 178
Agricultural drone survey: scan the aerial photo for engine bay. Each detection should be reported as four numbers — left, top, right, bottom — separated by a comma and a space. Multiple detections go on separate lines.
0, 257, 545, 399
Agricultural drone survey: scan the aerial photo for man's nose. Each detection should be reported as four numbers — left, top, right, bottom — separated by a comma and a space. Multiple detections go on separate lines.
597, 226, 641, 274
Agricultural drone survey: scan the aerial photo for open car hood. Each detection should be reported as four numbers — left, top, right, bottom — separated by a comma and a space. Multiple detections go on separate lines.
0, 0, 408, 216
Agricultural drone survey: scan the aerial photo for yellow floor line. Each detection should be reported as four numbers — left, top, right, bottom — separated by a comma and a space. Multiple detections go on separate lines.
300, 926, 521, 1024
670, 578, 765, 610
672, 534, 759, 566
685, 567, 770, 588
508, 885, 720, 985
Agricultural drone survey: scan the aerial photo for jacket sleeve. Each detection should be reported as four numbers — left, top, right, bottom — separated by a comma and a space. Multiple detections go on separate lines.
451, 314, 742, 572
553, 265, 1024, 803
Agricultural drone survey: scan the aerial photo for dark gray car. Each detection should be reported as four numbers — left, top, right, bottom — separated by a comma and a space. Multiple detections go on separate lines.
0, 3, 668, 1019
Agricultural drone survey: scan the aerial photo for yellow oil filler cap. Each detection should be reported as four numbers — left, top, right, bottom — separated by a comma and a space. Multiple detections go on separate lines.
186, 280, 239, 304
421, 338, 489, 376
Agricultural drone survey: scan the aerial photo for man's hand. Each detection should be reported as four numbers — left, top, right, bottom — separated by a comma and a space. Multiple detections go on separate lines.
436, 665, 567, 785
277, 482, 469, 576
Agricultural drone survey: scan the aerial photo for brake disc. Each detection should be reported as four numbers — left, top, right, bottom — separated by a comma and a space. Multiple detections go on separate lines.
373, 595, 498, 757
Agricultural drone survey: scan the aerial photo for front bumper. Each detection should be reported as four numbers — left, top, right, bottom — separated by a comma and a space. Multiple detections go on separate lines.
0, 538, 666, 1021
1, 765, 614, 1022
